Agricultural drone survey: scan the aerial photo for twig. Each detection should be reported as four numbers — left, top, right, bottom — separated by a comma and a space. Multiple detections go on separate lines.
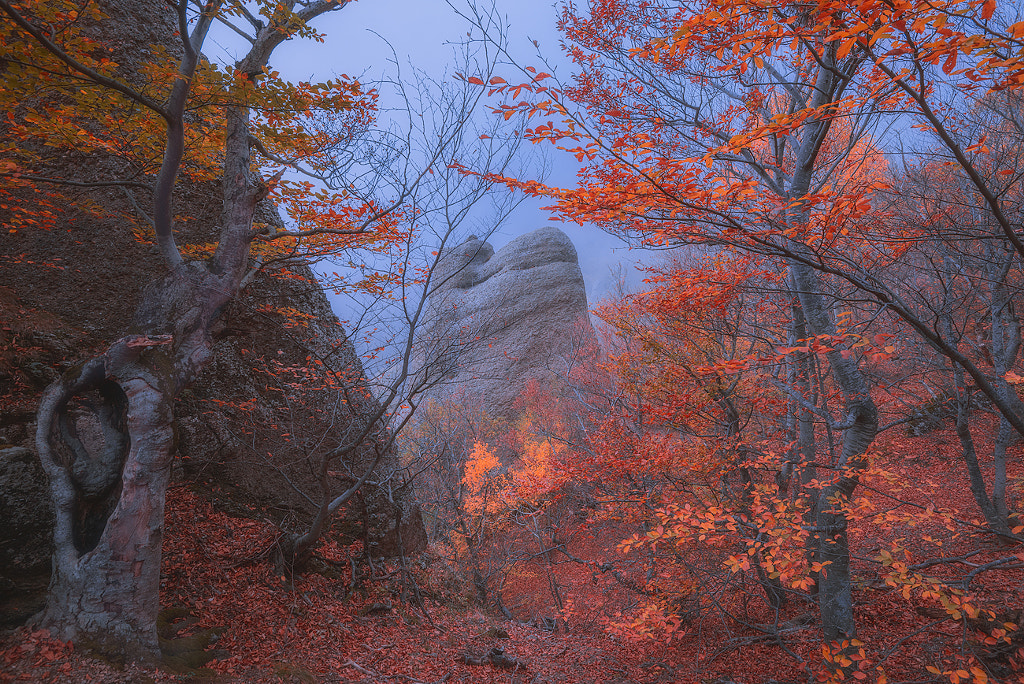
342, 659, 379, 677
394, 673, 451, 684
362, 641, 395, 654
960, 556, 1023, 589
857, 481, 1023, 541
709, 629, 817, 662
0, 172, 151, 190
878, 619, 950, 664
910, 549, 988, 571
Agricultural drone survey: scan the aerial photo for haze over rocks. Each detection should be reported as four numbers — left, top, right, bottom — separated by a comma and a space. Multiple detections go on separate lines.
420, 227, 597, 419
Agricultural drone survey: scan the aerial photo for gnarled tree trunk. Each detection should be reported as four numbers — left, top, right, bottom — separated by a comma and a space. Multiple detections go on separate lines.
35, 265, 228, 658
2, 0, 357, 661
37, 360, 173, 659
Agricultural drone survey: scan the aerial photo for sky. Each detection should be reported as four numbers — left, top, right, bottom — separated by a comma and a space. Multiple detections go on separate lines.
205, 0, 647, 307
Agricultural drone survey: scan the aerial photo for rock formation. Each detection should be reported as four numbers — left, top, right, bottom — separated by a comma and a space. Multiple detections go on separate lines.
420, 227, 597, 419
0, 0, 423, 625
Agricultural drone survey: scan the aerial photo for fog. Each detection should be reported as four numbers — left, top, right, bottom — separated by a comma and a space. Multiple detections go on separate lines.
205, 0, 648, 307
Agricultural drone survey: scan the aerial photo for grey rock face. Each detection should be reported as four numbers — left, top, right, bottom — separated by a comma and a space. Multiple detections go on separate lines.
176, 252, 425, 558
421, 227, 596, 418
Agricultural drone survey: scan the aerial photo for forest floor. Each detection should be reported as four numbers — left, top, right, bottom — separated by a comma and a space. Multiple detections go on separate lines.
2, 414, 1024, 684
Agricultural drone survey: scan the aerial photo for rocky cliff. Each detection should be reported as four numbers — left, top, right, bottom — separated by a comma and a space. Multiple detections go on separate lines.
420, 227, 597, 419
0, 0, 423, 626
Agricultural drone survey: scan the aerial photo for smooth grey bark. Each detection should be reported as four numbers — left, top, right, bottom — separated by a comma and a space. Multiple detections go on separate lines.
927, 243, 1020, 538
941, 306, 1012, 537
951, 386, 1011, 537
938, 252, 1011, 536
789, 260, 878, 643
986, 245, 1023, 522
8, 0, 348, 659
781, 40, 877, 644
939, 243, 1022, 537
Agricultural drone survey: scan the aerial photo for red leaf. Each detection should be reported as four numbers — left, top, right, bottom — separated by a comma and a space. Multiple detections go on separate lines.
942, 52, 958, 75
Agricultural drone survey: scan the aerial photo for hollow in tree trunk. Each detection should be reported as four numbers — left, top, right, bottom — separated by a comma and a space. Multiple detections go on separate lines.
35, 266, 226, 659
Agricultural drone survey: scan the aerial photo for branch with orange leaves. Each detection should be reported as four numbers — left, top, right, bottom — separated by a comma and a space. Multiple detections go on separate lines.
0, 0, 167, 117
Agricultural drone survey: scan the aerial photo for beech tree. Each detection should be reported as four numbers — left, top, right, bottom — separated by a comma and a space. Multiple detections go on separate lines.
0, 0, 524, 659
467, 0, 1024, 660
878, 92, 1024, 536
485, 0, 882, 647
0, 0, 367, 659
399, 398, 513, 607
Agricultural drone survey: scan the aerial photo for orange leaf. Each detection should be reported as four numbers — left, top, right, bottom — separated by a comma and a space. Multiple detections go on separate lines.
837, 37, 857, 60
942, 52, 957, 75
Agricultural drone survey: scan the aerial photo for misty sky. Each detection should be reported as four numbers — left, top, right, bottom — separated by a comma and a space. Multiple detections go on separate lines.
206, 0, 649, 307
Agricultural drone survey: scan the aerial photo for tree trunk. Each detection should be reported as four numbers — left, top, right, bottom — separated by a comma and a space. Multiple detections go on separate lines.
9, 0, 349, 662
35, 265, 229, 658
992, 417, 1014, 520
988, 248, 1023, 522
953, 393, 1011, 537
35, 342, 175, 659
940, 298, 1015, 538
789, 260, 878, 643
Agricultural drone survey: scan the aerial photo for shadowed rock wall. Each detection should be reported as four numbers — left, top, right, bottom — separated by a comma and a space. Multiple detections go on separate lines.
0, 0, 423, 626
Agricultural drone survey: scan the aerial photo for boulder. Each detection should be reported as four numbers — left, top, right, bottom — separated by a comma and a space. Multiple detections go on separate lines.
0, 447, 53, 626
421, 227, 596, 418
0, 0, 424, 624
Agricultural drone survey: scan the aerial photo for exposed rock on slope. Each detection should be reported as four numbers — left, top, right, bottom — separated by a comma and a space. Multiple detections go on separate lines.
421, 227, 597, 418
0, 446, 52, 626
0, 0, 422, 624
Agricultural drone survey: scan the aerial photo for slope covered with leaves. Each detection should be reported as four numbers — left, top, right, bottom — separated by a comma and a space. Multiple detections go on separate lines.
2, 408, 1022, 683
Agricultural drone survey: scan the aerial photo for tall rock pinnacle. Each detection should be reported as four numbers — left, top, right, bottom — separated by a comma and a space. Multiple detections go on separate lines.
420, 227, 597, 418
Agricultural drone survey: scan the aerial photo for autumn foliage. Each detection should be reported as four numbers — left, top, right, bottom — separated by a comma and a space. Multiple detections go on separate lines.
5, 0, 1024, 682
441, 0, 1024, 680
